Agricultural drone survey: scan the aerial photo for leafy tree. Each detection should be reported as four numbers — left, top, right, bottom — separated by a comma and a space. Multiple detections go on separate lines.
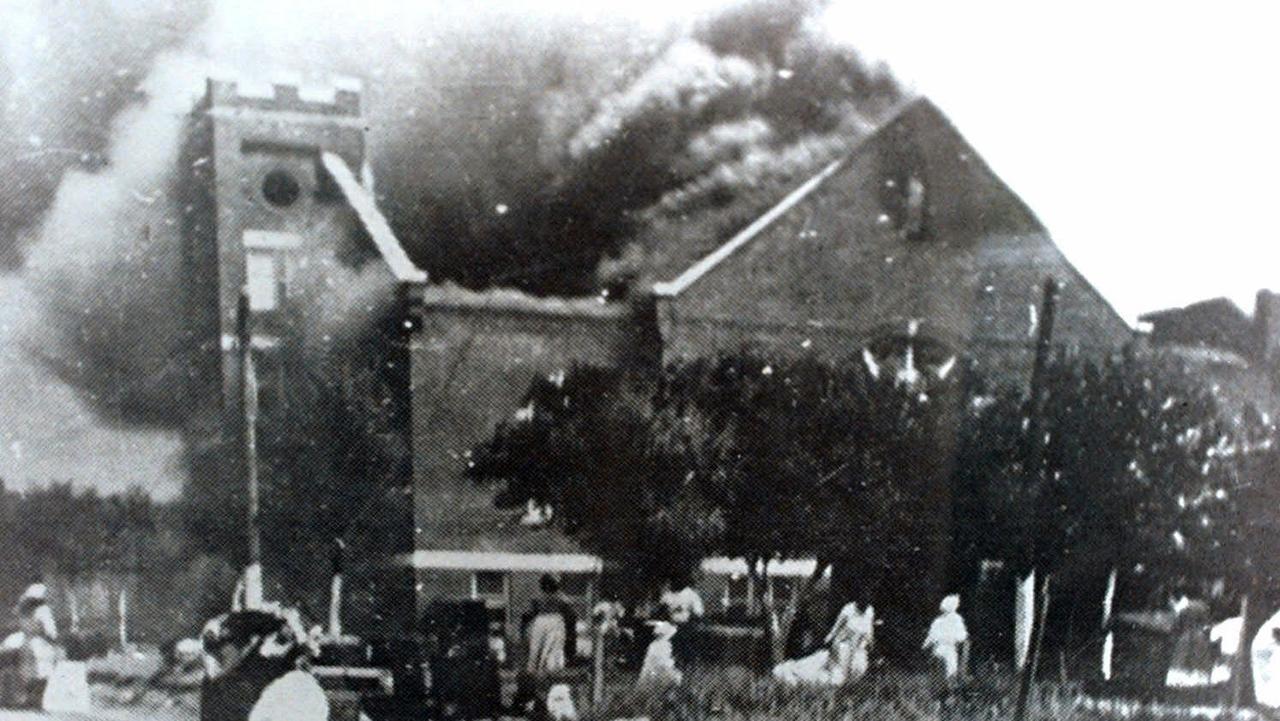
953, 349, 1244, 667
176, 311, 416, 635
470, 353, 963, 662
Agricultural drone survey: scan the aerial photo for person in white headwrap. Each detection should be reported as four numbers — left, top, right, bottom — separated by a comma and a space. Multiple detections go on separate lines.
12, 583, 59, 708
923, 595, 969, 684
637, 621, 682, 687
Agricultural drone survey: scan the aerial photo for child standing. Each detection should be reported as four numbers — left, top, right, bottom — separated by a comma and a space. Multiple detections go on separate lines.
923, 594, 969, 686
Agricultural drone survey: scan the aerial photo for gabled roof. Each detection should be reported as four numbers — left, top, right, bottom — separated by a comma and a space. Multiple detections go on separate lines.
647, 97, 1127, 340
1139, 297, 1247, 326
652, 158, 845, 297
1139, 297, 1254, 358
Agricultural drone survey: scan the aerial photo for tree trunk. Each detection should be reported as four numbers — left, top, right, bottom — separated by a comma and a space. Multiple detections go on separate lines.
1232, 594, 1248, 709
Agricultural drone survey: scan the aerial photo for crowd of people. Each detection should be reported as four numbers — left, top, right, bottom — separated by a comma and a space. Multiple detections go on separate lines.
10, 575, 1280, 720
514, 572, 975, 700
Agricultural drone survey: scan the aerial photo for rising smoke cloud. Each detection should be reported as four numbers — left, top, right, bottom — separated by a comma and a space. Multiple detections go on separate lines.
6, 0, 903, 435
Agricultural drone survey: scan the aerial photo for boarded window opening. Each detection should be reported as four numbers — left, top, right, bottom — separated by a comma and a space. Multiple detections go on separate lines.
245, 251, 279, 311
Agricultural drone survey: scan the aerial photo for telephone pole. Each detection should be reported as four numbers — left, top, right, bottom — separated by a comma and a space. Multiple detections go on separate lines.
1014, 277, 1060, 721
237, 291, 264, 609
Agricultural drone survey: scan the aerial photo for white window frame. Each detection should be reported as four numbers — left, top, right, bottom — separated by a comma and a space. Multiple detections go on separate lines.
245, 250, 280, 311
470, 571, 509, 607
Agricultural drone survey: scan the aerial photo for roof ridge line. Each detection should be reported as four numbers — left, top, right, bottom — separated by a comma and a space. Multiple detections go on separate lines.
320, 151, 428, 285
650, 98, 924, 298
651, 158, 843, 298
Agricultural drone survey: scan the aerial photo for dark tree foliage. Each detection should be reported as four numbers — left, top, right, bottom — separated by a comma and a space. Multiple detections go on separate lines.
0, 481, 237, 643
469, 353, 964, 661
176, 311, 416, 635
949, 348, 1258, 671
472, 347, 1267, 667
954, 350, 1235, 588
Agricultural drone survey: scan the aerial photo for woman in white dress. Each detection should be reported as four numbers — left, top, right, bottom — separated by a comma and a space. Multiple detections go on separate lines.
1251, 607, 1280, 708
826, 601, 875, 682
13, 584, 58, 709
772, 600, 874, 687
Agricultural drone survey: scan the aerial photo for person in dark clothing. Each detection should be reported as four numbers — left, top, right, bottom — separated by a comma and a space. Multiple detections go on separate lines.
199, 609, 326, 721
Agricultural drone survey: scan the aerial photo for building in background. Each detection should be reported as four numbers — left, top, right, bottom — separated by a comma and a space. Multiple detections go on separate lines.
405, 97, 1132, 640
174, 81, 1135, 644
1138, 290, 1280, 419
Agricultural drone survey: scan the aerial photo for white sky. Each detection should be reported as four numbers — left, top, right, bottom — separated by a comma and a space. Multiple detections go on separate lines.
818, 1, 1280, 322
579, 0, 1280, 322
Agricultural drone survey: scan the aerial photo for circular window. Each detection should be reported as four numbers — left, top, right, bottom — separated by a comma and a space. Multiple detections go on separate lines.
261, 170, 301, 207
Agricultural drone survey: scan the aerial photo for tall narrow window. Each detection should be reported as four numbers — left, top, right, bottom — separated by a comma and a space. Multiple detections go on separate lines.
245, 251, 279, 311
903, 175, 926, 238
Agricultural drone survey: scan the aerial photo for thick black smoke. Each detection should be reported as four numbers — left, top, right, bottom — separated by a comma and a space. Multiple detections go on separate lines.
10, 0, 903, 431
389, 0, 904, 295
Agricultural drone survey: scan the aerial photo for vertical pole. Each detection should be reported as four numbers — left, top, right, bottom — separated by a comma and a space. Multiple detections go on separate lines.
1014, 278, 1060, 721
118, 588, 129, 651
1101, 567, 1117, 681
1232, 594, 1249, 708
1015, 576, 1052, 721
238, 291, 263, 609
592, 624, 606, 707
68, 591, 80, 634
1015, 570, 1036, 670
328, 539, 345, 637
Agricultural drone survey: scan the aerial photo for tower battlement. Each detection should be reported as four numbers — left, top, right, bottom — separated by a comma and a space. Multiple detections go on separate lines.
204, 76, 361, 116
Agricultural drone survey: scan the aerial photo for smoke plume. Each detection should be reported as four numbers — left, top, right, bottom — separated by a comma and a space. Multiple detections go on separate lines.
0, 0, 906, 628
6, 0, 902, 452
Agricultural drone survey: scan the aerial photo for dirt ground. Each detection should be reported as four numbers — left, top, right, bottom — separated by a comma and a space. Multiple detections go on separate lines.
0, 685, 197, 721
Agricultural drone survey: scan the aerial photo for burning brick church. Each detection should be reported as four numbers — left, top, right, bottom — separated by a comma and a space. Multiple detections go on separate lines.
180, 77, 1130, 638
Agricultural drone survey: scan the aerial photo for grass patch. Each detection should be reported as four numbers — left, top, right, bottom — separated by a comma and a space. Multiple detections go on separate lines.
584, 666, 1250, 721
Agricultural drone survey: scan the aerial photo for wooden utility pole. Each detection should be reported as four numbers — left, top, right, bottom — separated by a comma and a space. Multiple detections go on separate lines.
118, 588, 129, 651
1014, 277, 1060, 721
1232, 594, 1249, 708
328, 538, 345, 637
237, 291, 264, 609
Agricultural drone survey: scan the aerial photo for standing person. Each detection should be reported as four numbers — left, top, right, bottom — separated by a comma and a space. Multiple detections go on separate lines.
923, 594, 969, 687
518, 575, 574, 715
826, 600, 875, 684
524, 575, 572, 676
1252, 608, 1280, 709
14, 583, 58, 709
659, 576, 704, 626
659, 575, 703, 667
